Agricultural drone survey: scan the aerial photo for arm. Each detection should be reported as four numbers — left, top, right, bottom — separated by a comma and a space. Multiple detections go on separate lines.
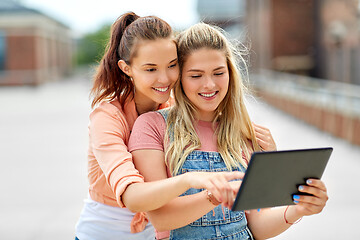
90, 106, 239, 212
122, 171, 198, 213
147, 180, 241, 231
122, 164, 242, 212
125, 111, 241, 212
252, 122, 277, 151
246, 179, 328, 239
89, 105, 144, 208
91, 105, 226, 212
131, 149, 242, 231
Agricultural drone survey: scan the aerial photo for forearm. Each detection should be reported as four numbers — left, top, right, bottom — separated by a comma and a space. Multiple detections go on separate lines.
247, 206, 303, 240
122, 174, 190, 212
148, 191, 215, 231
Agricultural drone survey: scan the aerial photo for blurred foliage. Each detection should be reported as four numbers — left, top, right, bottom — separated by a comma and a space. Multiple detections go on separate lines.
75, 24, 111, 66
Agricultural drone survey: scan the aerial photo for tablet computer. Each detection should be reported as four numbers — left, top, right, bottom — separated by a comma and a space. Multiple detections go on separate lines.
231, 147, 333, 212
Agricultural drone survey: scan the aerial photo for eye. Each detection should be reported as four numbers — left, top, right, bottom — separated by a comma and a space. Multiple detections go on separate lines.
214, 72, 224, 76
146, 68, 157, 72
191, 75, 202, 79
169, 63, 177, 68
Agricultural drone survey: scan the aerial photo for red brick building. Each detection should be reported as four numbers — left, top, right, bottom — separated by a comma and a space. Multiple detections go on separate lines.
196, 0, 360, 146
246, 0, 360, 84
246, 0, 360, 146
0, 0, 73, 85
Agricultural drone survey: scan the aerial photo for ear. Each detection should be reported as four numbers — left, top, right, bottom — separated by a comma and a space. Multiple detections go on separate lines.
118, 60, 132, 77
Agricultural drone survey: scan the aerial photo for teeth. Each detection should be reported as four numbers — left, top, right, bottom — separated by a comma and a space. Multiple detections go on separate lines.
200, 92, 216, 97
153, 87, 169, 92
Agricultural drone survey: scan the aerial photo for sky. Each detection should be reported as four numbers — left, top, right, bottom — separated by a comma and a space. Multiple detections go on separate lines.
21, 0, 199, 36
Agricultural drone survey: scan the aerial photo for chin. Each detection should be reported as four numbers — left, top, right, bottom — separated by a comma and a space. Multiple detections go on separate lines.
155, 96, 170, 104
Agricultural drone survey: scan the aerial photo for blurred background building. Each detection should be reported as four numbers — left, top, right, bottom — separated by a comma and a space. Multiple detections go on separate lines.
0, 0, 72, 85
197, 0, 246, 41
198, 0, 360, 84
246, 0, 360, 84
198, 0, 360, 146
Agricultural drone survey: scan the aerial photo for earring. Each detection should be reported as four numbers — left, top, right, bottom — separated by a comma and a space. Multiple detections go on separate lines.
130, 77, 133, 82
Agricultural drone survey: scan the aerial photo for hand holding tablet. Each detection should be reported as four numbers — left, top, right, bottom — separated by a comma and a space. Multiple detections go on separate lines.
231, 147, 333, 212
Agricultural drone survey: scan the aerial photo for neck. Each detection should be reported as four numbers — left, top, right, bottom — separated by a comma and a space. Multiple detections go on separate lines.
196, 111, 215, 122
134, 94, 159, 115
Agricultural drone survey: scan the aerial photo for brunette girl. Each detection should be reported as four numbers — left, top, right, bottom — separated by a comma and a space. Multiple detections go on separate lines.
75, 13, 244, 240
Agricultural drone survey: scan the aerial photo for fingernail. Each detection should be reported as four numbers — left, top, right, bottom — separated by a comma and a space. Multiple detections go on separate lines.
294, 200, 299, 203
307, 179, 312, 185
257, 208, 260, 212
293, 195, 300, 200
298, 185, 304, 191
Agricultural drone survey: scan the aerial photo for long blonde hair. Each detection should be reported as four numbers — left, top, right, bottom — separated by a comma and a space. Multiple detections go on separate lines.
165, 23, 261, 176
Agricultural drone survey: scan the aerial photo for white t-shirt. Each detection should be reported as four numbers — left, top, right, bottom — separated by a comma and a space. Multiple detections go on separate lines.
75, 196, 155, 240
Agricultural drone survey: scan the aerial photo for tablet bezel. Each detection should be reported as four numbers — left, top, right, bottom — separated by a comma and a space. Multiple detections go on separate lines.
231, 147, 333, 212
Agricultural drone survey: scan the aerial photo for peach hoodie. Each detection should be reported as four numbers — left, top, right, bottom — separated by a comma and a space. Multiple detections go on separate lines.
87, 97, 171, 233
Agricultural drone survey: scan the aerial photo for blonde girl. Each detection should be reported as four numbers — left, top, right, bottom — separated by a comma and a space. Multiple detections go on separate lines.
129, 23, 328, 240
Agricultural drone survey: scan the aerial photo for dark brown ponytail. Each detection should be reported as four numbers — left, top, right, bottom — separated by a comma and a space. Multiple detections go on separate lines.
90, 12, 173, 108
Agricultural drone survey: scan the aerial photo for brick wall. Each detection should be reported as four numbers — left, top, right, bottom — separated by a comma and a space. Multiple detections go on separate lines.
246, 0, 360, 83
272, 0, 315, 57
7, 35, 37, 70
0, 13, 72, 85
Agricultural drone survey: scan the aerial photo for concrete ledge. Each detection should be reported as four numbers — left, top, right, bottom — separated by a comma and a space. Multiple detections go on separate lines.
256, 90, 360, 146
251, 70, 360, 146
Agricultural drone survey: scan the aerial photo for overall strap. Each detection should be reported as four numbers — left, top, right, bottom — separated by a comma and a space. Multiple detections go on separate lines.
157, 108, 170, 121
157, 108, 174, 142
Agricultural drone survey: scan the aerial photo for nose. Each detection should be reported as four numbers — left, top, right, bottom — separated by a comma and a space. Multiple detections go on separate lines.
203, 76, 216, 89
158, 70, 170, 84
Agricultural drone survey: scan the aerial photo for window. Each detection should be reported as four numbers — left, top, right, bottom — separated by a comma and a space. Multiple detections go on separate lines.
0, 31, 6, 71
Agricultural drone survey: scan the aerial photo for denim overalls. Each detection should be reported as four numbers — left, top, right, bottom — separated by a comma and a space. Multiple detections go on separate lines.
159, 110, 254, 240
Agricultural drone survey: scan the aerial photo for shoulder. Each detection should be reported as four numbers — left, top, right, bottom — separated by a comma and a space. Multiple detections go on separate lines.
91, 101, 122, 116
90, 100, 128, 123
129, 111, 166, 152
135, 111, 166, 129
89, 101, 129, 136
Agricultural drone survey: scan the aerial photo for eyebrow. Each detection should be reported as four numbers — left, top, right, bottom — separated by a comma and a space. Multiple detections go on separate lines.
141, 58, 178, 67
142, 63, 157, 67
187, 66, 226, 73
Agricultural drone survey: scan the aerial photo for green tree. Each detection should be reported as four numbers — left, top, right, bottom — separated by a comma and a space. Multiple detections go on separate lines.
76, 24, 111, 66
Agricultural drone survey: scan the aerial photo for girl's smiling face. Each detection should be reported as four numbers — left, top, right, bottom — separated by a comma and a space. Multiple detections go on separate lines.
181, 48, 229, 121
120, 38, 179, 114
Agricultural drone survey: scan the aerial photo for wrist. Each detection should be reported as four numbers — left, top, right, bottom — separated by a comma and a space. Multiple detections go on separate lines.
181, 172, 192, 190
205, 190, 221, 206
284, 205, 303, 224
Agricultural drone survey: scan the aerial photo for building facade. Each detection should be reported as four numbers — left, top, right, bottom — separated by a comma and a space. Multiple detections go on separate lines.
197, 0, 247, 40
0, 0, 72, 85
246, 0, 360, 146
196, 0, 360, 145
246, 0, 360, 85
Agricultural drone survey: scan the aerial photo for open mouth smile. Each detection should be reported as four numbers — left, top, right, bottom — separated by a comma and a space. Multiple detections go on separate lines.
199, 91, 218, 98
153, 86, 170, 93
